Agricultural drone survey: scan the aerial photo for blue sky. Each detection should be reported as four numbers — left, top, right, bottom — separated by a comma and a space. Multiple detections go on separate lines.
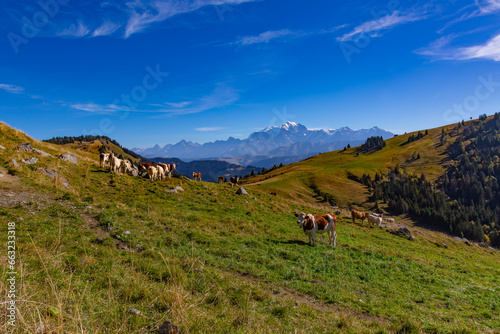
1, 0, 500, 148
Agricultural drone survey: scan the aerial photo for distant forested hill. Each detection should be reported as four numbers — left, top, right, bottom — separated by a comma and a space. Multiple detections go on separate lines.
353, 114, 500, 246
44, 135, 146, 162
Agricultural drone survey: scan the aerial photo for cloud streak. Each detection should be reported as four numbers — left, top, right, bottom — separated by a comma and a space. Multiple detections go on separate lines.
0, 84, 24, 94
234, 25, 348, 46
337, 10, 427, 42
195, 126, 226, 131
416, 33, 500, 62
124, 0, 258, 38
57, 22, 90, 37
236, 29, 295, 45
154, 85, 239, 116
70, 103, 129, 114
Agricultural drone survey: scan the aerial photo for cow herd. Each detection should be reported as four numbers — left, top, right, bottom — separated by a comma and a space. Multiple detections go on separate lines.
100, 153, 396, 249
351, 208, 395, 227
100, 153, 176, 180
295, 208, 397, 247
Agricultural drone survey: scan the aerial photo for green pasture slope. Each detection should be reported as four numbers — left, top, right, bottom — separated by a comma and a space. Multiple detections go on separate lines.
0, 122, 499, 333
243, 122, 459, 207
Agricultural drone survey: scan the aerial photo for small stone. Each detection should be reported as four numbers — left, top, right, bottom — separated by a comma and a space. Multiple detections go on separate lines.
0, 144, 5, 149
59, 153, 78, 164
408, 235, 415, 241
9, 159, 19, 168
128, 308, 141, 315
175, 186, 184, 192
166, 189, 178, 194
17, 143, 34, 152
33, 148, 53, 158
397, 225, 411, 237
0, 173, 4, 178
124, 231, 131, 235
21, 157, 38, 164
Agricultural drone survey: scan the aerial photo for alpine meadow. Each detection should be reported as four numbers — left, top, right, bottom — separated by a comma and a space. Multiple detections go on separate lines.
2, 1, 500, 333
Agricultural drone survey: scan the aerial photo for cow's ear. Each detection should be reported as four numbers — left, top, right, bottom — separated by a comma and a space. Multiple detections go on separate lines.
294, 212, 299, 217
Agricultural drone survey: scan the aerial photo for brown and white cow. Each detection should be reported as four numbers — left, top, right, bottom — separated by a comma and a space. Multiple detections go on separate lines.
109, 153, 122, 174
168, 164, 177, 178
147, 165, 158, 181
100, 153, 110, 169
156, 164, 166, 180
351, 208, 369, 226
218, 176, 225, 184
294, 212, 337, 247
192, 172, 202, 181
230, 176, 239, 186
120, 159, 133, 175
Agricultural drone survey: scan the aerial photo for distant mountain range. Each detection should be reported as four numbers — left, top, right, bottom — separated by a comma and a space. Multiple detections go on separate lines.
133, 122, 395, 168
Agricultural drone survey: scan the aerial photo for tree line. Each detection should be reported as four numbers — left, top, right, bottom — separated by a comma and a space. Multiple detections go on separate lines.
350, 114, 500, 246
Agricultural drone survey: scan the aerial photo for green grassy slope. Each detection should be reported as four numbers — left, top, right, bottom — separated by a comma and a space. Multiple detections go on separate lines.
242, 122, 461, 208
1, 122, 499, 333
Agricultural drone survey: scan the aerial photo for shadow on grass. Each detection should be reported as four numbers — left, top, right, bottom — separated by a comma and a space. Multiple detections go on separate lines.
273, 239, 309, 246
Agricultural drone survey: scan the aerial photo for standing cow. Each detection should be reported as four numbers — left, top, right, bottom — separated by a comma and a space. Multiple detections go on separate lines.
295, 212, 337, 247
351, 208, 369, 226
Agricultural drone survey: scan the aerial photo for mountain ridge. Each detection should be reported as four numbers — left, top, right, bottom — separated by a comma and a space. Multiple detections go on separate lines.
132, 122, 395, 166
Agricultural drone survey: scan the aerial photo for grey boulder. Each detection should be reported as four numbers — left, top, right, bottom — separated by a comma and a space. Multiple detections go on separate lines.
236, 187, 249, 195
59, 154, 78, 164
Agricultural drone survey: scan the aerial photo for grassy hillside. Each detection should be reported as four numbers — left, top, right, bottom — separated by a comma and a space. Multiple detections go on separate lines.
1, 122, 499, 333
242, 122, 460, 208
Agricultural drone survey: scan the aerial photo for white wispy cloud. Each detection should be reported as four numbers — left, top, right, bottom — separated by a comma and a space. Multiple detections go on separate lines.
234, 25, 348, 46
164, 101, 193, 108
337, 10, 427, 42
416, 33, 500, 62
70, 103, 129, 114
93, 21, 121, 37
57, 22, 90, 37
195, 126, 226, 131
439, 1, 500, 32
0, 84, 24, 94
124, 0, 258, 38
154, 85, 239, 116
236, 29, 295, 45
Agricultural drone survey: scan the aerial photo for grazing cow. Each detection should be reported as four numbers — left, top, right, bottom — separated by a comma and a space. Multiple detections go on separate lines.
109, 153, 122, 174
120, 159, 133, 175
230, 176, 239, 186
156, 163, 171, 180
367, 214, 383, 227
147, 165, 158, 181
192, 172, 202, 181
100, 153, 110, 169
294, 212, 337, 247
156, 165, 166, 180
351, 208, 369, 226
218, 176, 225, 184
384, 217, 395, 223
167, 164, 177, 178
139, 162, 154, 170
